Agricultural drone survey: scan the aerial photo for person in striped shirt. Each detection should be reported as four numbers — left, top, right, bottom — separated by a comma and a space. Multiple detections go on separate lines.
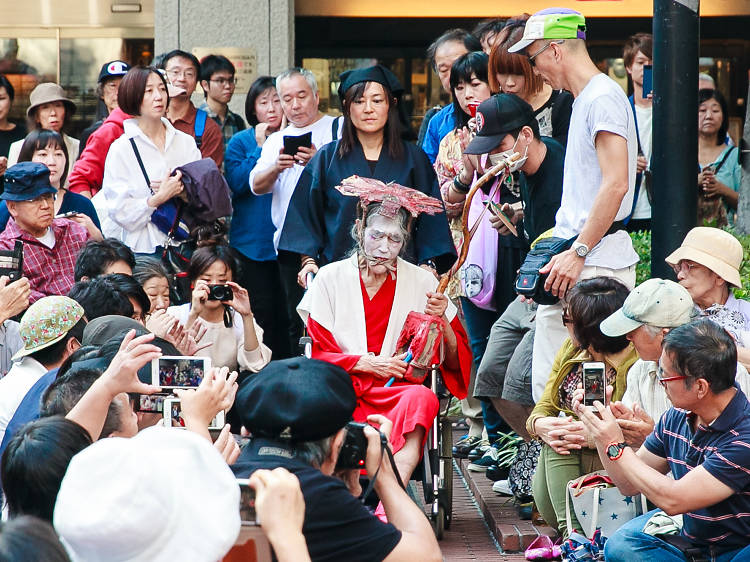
575, 319, 750, 561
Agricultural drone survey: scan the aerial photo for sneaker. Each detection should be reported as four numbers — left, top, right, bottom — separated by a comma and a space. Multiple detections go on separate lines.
452, 434, 482, 458
486, 462, 510, 482
467, 439, 490, 461
492, 479, 513, 496
468, 443, 500, 472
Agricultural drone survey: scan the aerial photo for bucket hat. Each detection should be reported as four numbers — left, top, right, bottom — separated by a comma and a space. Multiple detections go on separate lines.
26, 82, 77, 118
12, 296, 85, 360
665, 227, 743, 288
53, 426, 240, 562
0, 162, 57, 202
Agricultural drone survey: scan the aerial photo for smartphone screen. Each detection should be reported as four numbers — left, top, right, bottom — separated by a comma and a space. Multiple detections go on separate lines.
642, 64, 653, 99
152, 356, 210, 389
237, 479, 257, 524
583, 362, 606, 406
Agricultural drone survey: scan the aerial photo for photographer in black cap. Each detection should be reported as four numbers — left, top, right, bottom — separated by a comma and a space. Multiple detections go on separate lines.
232, 357, 441, 562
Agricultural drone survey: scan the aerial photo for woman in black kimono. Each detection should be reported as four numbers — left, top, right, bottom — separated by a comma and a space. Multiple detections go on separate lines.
277, 65, 456, 287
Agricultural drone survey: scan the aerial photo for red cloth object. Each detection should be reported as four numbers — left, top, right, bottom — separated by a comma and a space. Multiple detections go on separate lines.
68, 107, 130, 196
305, 273, 472, 452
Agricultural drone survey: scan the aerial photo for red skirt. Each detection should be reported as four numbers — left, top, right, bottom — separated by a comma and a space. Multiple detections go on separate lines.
352, 383, 439, 453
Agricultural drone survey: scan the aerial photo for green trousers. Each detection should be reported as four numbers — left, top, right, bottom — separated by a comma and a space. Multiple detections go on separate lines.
532, 444, 603, 537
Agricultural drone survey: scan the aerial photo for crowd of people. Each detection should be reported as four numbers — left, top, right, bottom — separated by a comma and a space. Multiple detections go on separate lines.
0, 6, 748, 562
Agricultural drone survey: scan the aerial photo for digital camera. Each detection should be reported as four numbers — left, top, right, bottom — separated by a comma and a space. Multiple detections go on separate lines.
335, 421, 369, 470
207, 284, 233, 301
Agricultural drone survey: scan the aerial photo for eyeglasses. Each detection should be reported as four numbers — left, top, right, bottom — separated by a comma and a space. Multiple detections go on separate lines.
527, 40, 564, 66
210, 77, 237, 87
670, 260, 700, 276
166, 68, 196, 80
23, 193, 56, 205
656, 363, 689, 387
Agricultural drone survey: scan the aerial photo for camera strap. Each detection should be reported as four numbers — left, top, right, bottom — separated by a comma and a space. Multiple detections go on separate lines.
360, 434, 405, 505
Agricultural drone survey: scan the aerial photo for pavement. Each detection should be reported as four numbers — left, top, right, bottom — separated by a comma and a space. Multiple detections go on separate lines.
413, 429, 557, 561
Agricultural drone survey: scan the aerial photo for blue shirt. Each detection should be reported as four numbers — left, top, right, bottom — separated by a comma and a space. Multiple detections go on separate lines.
224, 128, 276, 261
0, 191, 101, 231
0, 368, 58, 467
421, 104, 456, 164
644, 385, 750, 549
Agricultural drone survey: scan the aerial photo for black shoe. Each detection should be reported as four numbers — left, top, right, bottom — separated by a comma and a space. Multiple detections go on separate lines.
486, 463, 510, 482
467, 440, 490, 461
452, 434, 482, 458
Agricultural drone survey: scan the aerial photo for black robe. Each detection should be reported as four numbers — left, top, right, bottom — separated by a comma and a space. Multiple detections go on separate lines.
278, 139, 457, 273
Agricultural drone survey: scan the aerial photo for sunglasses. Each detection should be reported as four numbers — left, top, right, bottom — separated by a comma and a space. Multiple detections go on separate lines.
527, 40, 564, 67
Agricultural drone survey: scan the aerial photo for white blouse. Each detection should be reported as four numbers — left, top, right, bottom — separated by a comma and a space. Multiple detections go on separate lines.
98, 118, 201, 253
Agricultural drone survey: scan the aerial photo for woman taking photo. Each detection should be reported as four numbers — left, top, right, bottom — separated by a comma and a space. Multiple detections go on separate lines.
488, 22, 573, 147
167, 242, 271, 375
278, 64, 455, 283
7, 82, 79, 166
0, 130, 101, 239
697, 88, 740, 225
526, 277, 637, 538
225, 76, 289, 358
99, 66, 201, 255
0, 75, 26, 177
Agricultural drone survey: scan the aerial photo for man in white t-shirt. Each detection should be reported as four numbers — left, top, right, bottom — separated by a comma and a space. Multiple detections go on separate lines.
250, 68, 340, 351
509, 8, 639, 401
623, 33, 653, 232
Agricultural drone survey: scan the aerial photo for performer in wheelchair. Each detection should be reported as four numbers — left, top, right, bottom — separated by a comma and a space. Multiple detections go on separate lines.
298, 179, 472, 484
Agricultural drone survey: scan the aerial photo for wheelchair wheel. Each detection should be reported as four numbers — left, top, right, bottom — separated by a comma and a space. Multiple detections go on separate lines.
439, 418, 454, 529
432, 505, 446, 540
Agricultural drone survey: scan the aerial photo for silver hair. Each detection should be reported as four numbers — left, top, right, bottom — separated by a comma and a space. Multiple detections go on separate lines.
698, 73, 715, 87
293, 435, 335, 467
276, 67, 318, 95
349, 203, 411, 256
640, 324, 665, 338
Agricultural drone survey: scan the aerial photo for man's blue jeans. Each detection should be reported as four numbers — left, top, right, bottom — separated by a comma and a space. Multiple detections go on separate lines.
605, 509, 750, 561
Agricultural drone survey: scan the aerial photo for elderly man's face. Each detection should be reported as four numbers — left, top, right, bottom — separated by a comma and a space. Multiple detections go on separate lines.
434, 40, 469, 93
627, 325, 666, 362
278, 74, 319, 128
7, 192, 55, 237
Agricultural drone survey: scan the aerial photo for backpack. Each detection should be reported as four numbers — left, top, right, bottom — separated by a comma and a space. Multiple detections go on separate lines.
194, 109, 207, 149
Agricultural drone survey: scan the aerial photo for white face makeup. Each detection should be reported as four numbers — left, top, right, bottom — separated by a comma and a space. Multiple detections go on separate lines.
362, 214, 405, 267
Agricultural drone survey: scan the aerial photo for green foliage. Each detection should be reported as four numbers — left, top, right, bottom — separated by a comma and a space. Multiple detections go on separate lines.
629, 228, 750, 299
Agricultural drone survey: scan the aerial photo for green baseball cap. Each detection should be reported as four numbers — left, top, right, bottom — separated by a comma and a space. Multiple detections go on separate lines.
508, 8, 587, 54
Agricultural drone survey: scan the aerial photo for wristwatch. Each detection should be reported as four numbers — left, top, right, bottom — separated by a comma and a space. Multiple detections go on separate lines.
606, 441, 627, 461
572, 240, 590, 258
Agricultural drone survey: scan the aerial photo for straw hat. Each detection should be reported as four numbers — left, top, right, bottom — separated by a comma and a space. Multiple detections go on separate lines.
665, 227, 743, 288
26, 82, 77, 118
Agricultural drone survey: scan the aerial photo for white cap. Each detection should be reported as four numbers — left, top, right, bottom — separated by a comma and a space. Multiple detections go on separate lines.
54, 426, 240, 562
600, 278, 694, 337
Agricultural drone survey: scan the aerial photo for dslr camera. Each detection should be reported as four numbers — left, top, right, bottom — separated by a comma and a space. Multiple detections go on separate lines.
0, 241, 24, 282
335, 421, 369, 470
207, 284, 233, 301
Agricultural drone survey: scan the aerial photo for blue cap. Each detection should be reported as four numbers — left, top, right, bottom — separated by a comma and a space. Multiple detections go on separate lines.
1, 162, 57, 202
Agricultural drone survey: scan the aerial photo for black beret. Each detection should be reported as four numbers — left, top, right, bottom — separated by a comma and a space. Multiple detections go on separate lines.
236, 358, 356, 442
338, 64, 404, 103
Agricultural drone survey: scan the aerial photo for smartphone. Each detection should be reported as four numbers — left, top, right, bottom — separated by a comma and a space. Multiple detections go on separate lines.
236, 479, 258, 524
583, 362, 606, 407
55, 211, 79, 218
485, 201, 519, 237
136, 393, 168, 413
163, 397, 225, 429
282, 131, 312, 156
152, 356, 211, 389
642, 64, 653, 99
467, 101, 480, 118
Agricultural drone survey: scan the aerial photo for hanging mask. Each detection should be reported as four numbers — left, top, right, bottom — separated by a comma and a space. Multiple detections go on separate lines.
488, 135, 529, 173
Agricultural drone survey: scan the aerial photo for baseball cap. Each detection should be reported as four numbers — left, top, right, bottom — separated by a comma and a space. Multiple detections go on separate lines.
508, 8, 587, 54
12, 296, 85, 360
54, 427, 240, 562
98, 60, 130, 83
464, 94, 536, 155
600, 278, 694, 337
236, 357, 356, 442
